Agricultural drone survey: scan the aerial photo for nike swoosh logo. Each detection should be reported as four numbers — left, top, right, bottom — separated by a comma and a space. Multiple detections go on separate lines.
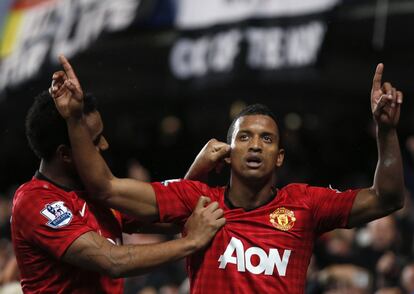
79, 202, 87, 217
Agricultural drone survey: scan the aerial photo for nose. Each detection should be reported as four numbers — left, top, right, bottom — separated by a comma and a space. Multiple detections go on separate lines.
98, 136, 109, 152
248, 135, 262, 152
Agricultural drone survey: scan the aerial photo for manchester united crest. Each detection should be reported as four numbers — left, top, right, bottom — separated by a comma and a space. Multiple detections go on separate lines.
270, 207, 296, 231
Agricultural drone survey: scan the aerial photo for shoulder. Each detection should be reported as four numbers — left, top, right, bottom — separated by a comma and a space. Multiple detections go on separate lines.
281, 183, 334, 195
155, 178, 216, 192
280, 183, 310, 195
13, 178, 70, 212
152, 179, 223, 201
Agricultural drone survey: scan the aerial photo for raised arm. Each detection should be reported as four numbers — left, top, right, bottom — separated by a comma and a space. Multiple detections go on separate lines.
347, 63, 404, 227
63, 196, 225, 277
185, 139, 230, 182
50, 55, 158, 220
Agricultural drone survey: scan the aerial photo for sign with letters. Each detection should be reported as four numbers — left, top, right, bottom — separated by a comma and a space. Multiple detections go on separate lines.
169, 0, 340, 82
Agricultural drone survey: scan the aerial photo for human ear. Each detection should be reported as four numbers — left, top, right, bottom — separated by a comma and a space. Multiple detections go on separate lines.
276, 149, 285, 167
56, 145, 72, 164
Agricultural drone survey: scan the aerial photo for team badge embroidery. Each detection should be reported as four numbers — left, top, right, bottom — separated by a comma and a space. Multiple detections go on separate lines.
41, 201, 73, 229
270, 207, 296, 231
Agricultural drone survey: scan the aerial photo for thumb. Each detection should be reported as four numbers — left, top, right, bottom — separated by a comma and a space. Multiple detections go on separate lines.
195, 196, 211, 210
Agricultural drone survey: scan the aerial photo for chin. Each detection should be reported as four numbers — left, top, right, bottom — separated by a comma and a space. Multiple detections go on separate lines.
241, 170, 267, 179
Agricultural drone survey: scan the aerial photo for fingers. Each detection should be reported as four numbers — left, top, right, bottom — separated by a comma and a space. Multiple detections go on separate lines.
58, 55, 78, 81
49, 71, 67, 96
375, 94, 388, 113
204, 201, 219, 213
391, 87, 396, 108
382, 82, 391, 94
397, 91, 403, 104
214, 144, 231, 158
64, 80, 78, 92
372, 63, 384, 92
194, 196, 211, 211
210, 139, 231, 161
215, 217, 226, 228
211, 207, 224, 220
194, 196, 222, 218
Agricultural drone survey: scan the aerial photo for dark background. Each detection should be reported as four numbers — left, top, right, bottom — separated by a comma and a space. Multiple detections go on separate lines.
0, 0, 413, 193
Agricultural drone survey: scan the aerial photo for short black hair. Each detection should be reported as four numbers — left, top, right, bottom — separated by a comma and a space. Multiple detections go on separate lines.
25, 91, 98, 160
226, 103, 282, 147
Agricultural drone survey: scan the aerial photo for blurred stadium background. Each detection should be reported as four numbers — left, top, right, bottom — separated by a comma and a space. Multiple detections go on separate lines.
1, 0, 414, 293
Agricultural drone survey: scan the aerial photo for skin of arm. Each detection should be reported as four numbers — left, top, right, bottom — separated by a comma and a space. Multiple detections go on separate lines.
50, 56, 166, 220
347, 63, 404, 228
63, 196, 225, 278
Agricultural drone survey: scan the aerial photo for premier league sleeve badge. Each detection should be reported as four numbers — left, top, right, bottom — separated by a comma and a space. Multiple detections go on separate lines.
41, 201, 73, 229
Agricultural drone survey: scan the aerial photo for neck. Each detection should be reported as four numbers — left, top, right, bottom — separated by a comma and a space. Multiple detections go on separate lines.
227, 173, 277, 210
39, 160, 83, 191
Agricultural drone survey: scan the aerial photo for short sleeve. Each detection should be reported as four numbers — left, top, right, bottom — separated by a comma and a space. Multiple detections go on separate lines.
307, 185, 359, 234
14, 190, 93, 259
151, 179, 211, 225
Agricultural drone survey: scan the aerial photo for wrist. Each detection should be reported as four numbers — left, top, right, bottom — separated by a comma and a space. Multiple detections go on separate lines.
66, 115, 84, 125
182, 235, 200, 253
376, 124, 397, 135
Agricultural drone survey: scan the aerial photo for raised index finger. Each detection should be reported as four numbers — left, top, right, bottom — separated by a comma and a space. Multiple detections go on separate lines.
58, 55, 78, 80
372, 63, 384, 91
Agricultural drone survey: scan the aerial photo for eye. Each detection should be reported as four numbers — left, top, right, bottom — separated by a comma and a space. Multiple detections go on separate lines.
263, 135, 273, 143
238, 134, 249, 141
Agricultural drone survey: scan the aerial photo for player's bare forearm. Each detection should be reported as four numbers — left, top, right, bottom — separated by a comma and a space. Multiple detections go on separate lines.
373, 126, 404, 208
349, 128, 404, 228
66, 117, 159, 220
185, 161, 209, 182
63, 197, 225, 277
63, 231, 198, 278
67, 116, 113, 196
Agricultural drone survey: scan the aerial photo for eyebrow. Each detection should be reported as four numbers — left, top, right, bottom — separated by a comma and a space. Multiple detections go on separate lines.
237, 129, 277, 136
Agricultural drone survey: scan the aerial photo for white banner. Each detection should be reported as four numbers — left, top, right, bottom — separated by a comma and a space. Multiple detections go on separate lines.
176, 0, 340, 29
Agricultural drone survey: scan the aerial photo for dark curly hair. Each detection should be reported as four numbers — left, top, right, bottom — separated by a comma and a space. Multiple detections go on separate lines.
226, 103, 282, 147
25, 91, 97, 160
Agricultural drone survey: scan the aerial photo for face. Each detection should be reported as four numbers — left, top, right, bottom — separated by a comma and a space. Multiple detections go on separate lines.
229, 114, 284, 182
84, 111, 109, 153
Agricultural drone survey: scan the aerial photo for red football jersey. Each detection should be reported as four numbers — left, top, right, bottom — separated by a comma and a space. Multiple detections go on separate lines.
152, 180, 358, 294
11, 173, 134, 294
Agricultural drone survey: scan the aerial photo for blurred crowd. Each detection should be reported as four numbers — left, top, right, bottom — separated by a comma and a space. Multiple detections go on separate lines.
1, 134, 414, 294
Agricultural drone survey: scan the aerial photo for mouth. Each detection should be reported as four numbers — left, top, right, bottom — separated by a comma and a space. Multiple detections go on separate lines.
245, 154, 263, 169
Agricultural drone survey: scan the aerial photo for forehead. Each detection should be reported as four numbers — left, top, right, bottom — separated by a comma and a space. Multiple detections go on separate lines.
234, 114, 278, 134
84, 111, 103, 138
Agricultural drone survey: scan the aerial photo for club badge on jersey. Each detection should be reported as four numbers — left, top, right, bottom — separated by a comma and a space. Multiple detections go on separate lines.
270, 207, 296, 231
41, 201, 73, 229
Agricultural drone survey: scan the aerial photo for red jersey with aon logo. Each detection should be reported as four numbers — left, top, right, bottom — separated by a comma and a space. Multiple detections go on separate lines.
152, 179, 358, 294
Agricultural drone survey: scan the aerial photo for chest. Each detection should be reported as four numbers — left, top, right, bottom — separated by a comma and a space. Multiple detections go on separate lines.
223, 203, 315, 246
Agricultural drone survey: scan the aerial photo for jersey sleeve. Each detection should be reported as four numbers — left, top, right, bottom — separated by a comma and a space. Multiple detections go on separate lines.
151, 179, 211, 225
307, 185, 359, 234
14, 189, 93, 259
